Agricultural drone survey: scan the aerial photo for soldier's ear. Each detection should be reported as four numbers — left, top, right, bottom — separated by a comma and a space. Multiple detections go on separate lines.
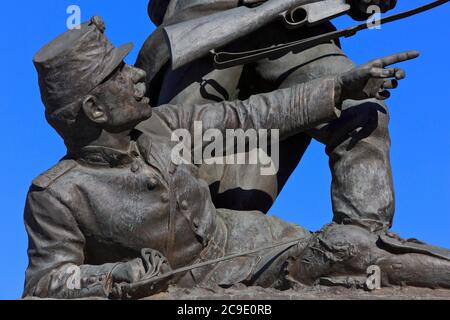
82, 95, 108, 124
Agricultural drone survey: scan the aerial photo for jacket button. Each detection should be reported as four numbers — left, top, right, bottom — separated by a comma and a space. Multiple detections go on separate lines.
161, 193, 169, 203
147, 178, 158, 190
193, 217, 200, 229
180, 200, 189, 211
131, 162, 140, 173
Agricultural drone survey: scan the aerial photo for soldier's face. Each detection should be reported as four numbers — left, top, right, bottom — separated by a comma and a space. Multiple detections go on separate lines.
93, 63, 152, 131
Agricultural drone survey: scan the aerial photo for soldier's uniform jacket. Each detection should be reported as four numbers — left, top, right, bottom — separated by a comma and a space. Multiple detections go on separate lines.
24, 78, 338, 299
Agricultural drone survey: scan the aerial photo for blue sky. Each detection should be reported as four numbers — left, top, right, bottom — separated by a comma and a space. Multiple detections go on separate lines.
1, 1, 449, 299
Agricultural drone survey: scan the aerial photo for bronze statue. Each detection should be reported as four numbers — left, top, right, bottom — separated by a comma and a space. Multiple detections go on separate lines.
23, 16, 450, 300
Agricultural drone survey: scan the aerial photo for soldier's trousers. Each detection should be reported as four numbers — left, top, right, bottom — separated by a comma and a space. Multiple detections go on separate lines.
151, 21, 395, 232
185, 210, 450, 290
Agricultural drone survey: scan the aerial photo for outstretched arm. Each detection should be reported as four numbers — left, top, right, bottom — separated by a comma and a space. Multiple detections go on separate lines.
155, 77, 340, 143
154, 51, 418, 146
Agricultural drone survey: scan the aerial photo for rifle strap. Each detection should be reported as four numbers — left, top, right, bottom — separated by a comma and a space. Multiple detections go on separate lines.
212, 0, 449, 69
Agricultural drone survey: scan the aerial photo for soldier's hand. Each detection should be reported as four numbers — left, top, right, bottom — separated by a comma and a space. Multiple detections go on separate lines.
108, 249, 172, 299
109, 258, 146, 284
336, 50, 419, 103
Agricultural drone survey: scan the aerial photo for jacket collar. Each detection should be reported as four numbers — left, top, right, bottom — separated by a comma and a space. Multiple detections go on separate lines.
70, 129, 147, 167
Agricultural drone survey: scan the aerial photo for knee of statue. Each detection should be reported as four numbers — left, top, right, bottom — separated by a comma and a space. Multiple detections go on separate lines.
338, 100, 390, 139
286, 223, 381, 286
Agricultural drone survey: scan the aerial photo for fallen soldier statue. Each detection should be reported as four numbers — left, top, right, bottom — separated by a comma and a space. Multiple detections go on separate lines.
23, 16, 450, 299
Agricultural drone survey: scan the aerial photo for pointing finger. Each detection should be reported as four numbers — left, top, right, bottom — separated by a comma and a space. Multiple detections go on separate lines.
373, 50, 420, 68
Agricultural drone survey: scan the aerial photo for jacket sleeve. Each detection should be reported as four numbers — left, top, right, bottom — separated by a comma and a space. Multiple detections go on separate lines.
23, 188, 143, 299
154, 77, 340, 144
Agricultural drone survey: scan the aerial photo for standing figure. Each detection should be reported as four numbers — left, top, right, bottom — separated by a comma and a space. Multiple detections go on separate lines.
136, 0, 398, 232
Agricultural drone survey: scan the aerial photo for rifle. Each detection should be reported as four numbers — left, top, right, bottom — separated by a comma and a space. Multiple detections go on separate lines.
164, 0, 449, 70
283, 0, 351, 29
163, 0, 323, 70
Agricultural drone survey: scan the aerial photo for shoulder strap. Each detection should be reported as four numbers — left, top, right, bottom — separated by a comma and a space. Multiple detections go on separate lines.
32, 159, 77, 189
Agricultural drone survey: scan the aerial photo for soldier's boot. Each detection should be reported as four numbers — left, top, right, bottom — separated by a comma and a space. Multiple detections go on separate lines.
376, 253, 450, 289
376, 232, 450, 289
287, 223, 450, 289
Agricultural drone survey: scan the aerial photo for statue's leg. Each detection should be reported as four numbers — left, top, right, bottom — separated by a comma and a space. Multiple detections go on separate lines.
288, 224, 450, 289
377, 253, 450, 289
193, 209, 312, 289
251, 27, 394, 232
144, 21, 395, 223
314, 86, 394, 232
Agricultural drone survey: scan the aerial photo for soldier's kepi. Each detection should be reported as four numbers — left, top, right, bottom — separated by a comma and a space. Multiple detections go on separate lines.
34, 16, 138, 148
25, 16, 450, 300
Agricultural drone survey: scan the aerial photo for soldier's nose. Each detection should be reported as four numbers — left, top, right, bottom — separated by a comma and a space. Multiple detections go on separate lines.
131, 67, 147, 84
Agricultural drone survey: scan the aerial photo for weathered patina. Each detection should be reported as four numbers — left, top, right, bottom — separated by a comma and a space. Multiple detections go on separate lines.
23, 16, 450, 299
